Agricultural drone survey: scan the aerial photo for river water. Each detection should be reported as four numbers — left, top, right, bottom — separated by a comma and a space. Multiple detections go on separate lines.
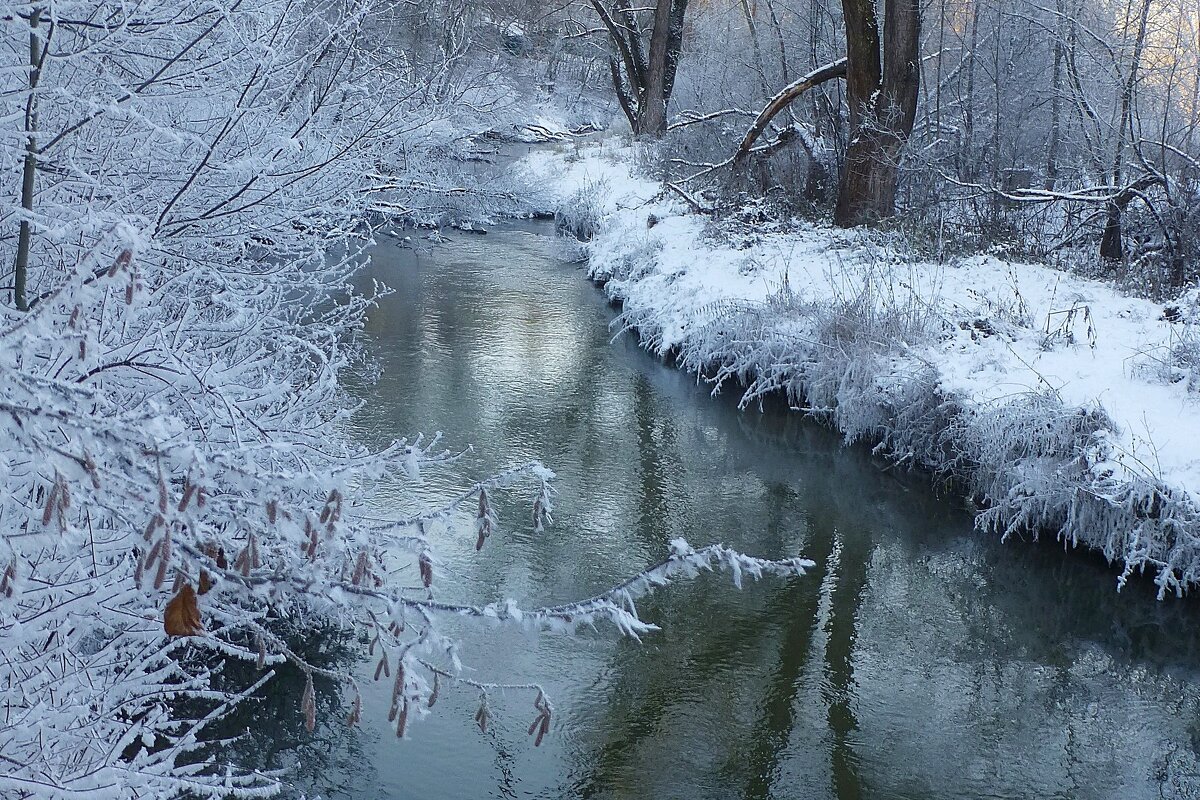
285, 222, 1200, 799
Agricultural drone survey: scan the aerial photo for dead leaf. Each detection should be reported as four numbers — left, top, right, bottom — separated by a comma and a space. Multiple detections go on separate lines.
164, 583, 204, 637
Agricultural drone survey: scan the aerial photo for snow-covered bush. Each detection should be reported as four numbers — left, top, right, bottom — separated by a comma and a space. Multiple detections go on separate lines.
1168, 324, 1200, 394
607, 245, 944, 458
555, 176, 611, 243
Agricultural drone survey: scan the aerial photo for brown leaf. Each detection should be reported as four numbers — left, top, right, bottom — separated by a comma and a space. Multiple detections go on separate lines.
419, 552, 433, 588
164, 583, 204, 637
197, 570, 213, 595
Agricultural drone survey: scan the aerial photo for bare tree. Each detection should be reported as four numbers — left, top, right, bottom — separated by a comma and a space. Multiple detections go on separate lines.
590, 0, 689, 136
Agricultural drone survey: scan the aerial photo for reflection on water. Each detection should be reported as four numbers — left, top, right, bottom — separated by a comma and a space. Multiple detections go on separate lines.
292, 224, 1200, 799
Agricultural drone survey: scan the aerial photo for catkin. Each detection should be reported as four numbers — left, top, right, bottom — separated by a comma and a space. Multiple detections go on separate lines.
419, 552, 433, 588
474, 699, 489, 733
41, 484, 59, 526
427, 673, 439, 708
396, 701, 408, 738
178, 483, 195, 512
153, 537, 172, 590
2, 560, 17, 598
144, 514, 162, 541
301, 672, 316, 733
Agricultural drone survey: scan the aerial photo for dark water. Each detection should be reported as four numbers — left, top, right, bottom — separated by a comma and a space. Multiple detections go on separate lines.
292, 223, 1200, 799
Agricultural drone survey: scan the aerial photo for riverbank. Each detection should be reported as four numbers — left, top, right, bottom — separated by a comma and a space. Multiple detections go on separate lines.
517, 137, 1200, 598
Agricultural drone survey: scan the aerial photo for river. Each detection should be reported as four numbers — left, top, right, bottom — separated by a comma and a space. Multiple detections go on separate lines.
274, 222, 1200, 799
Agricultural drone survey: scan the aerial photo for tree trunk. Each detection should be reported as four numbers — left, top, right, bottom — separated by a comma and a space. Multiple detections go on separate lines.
637, 0, 688, 136
14, 8, 43, 312
593, 0, 688, 137
833, 0, 920, 226
1100, 0, 1152, 262
1099, 205, 1124, 260
838, 131, 906, 225
1045, 0, 1064, 190
960, 5, 979, 179
739, 0, 771, 96
732, 58, 847, 163
637, 0, 674, 135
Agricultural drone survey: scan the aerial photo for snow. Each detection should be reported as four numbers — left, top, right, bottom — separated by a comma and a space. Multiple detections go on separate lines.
521, 138, 1200, 595
934, 258, 1200, 489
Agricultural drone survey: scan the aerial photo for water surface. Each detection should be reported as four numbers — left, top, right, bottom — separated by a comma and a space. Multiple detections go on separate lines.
294, 223, 1200, 799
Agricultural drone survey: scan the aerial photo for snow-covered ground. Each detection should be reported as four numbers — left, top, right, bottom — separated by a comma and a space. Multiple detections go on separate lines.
518, 138, 1200, 597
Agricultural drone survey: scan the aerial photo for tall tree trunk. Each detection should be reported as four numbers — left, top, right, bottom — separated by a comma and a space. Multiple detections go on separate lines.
637, 0, 688, 136
739, 0, 771, 96
834, 0, 920, 226
1100, 0, 1152, 262
14, 8, 43, 312
989, 0, 1003, 191
960, 5, 979, 179
593, 0, 688, 137
1045, 2, 1064, 191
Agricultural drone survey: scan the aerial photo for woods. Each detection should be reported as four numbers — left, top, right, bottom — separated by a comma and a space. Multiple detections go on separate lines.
576, 0, 1200, 285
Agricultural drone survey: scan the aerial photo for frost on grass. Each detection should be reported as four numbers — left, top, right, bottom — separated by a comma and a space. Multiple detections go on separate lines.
550, 144, 1200, 599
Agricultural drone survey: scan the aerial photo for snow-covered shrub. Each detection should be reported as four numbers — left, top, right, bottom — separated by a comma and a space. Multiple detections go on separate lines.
1128, 299, 1200, 393
953, 395, 1111, 535
587, 225, 665, 285
1169, 324, 1200, 393
959, 389, 1200, 596
555, 176, 611, 243
610, 246, 943, 461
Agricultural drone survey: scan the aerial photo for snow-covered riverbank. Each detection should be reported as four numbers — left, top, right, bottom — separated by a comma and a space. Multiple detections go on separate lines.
519, 138, 1200, 597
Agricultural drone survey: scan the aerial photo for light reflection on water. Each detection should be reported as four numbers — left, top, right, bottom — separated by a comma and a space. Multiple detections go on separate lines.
283, 223, 1200, 799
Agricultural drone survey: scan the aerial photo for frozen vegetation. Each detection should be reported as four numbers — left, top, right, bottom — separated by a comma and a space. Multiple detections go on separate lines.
525, 140, 1200, 598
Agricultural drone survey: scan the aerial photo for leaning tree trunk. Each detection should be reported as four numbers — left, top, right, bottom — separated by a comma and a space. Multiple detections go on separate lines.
833, 0, 920, 226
